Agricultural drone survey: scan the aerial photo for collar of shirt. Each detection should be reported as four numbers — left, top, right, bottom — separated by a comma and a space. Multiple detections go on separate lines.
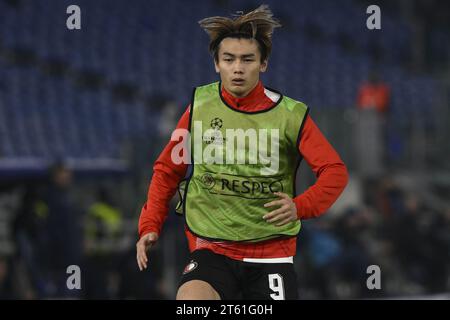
220, 80, 274, 112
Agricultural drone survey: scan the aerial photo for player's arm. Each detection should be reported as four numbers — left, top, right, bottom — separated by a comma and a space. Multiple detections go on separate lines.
137, 106, 190, 271
263, 115, 349, 225
293, 115, 349, 219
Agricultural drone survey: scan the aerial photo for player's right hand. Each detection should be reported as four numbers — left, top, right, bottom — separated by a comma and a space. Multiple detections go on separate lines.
136, 232, 159, 271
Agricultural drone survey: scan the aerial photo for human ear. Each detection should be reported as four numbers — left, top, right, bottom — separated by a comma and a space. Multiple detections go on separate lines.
260, 60, 268, 73
214, 60, 220, 73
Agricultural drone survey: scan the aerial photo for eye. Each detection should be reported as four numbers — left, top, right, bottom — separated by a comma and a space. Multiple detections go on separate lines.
224, 58, 232, 62
244, 59, 254, 62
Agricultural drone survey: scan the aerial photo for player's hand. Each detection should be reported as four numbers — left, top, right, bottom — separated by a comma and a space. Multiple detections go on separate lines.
136, 232, 158, 271
263, 192, 298, 226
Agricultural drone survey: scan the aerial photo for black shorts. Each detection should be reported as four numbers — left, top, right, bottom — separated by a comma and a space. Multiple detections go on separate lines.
178, 249, 298, 300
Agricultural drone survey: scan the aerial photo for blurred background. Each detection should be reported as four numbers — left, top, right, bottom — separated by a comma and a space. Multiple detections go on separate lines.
0, 0, 449, 299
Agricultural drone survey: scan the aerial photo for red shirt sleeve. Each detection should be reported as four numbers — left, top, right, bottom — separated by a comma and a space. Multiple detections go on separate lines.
138, 106, 190, 238
293, 115, 349, 219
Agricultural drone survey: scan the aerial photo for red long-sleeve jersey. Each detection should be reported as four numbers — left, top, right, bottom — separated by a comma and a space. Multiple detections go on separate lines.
138, 81, 348, 260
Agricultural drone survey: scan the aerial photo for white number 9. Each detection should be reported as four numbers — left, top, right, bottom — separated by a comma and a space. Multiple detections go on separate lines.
268, 273, 285, 300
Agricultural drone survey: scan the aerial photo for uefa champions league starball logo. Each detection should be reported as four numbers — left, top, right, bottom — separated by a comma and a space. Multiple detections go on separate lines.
210, 118, 223, 130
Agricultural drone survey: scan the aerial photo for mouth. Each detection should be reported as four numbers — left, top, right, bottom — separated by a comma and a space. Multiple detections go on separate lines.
231, 78, 245, 86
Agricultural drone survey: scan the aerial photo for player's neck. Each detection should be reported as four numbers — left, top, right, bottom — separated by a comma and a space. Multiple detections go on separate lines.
221, 81, 264, 107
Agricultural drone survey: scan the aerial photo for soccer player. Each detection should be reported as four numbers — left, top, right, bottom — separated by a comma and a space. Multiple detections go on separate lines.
136, 5, 349, 300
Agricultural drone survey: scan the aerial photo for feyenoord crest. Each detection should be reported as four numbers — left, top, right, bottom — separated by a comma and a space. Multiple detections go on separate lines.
183, 260, 198, 275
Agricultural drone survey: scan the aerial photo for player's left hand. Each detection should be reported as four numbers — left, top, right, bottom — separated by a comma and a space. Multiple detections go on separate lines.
263, 192, 298, 226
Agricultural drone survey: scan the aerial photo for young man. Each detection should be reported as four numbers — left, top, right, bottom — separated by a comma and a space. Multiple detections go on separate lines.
136, 5, 348, 300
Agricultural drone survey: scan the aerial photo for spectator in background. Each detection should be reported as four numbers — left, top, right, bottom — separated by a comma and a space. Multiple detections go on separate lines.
334, 208, 377, 298
12, 183, 48, 298
0, 258, 12, 299
357, 71, 390, 114
43, 161, 83, 298
355, 70, 390, 178
84, 187, 123, 299
13, 162, 83, 298
300, 220, 342, 299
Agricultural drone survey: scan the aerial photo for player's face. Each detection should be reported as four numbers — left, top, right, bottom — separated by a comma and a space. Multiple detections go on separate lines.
215, 38, 267, 98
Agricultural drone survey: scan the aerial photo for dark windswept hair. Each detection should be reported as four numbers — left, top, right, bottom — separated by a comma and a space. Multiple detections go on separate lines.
198, 5, 281, 62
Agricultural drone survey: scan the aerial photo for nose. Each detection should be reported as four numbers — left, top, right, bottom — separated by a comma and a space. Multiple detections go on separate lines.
233, 60, 244, 74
